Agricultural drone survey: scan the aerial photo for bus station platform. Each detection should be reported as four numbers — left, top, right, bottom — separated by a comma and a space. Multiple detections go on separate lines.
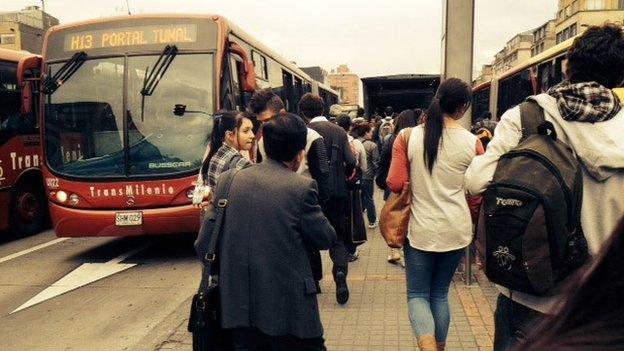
154, 195, 498, 351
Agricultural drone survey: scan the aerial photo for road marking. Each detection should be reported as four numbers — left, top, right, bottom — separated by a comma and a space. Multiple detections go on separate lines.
0, 238, 69, 264
11, 243, 149, 314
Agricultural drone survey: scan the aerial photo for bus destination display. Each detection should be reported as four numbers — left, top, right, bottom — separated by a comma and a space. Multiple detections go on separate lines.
64, 24, 198, 51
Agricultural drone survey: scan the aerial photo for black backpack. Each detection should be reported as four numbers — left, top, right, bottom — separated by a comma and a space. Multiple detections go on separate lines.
475, 100, 589, 296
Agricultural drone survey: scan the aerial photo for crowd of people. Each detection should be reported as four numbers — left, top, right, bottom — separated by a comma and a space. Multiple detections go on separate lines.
192, 24, 624, 351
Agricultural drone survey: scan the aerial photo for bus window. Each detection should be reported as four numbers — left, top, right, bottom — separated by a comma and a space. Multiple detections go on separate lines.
497, 69, 533, 117
0, 61, 35, 132
553, 56, 565, 86
282, 70, 294, 112
472, 86, 490, 123
537, 62, 552, 93
294, 77, 303, 105
251, 50, 267, 80
230, 55, 243, 111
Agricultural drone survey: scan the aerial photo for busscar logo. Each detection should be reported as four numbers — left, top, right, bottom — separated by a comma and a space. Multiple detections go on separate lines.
496, 197, 523, 207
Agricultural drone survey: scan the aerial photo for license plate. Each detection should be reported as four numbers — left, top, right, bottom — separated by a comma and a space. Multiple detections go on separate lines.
115, 211, 143, 226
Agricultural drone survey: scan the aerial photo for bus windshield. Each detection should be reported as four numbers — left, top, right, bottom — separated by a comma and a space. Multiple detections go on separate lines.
45, 53, 214, 178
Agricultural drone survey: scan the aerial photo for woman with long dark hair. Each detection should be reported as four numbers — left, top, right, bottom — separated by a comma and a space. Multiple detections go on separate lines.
513, 216, 624, 351
192, 111, 255, 206
377, 109, 418, 266
386, 78, 484, 351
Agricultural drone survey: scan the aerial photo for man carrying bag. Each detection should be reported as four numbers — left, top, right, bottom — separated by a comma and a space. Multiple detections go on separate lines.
191, 113, 337, 351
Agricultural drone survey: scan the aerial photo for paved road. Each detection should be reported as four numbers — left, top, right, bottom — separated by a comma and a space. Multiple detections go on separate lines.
0, 229, 200, 351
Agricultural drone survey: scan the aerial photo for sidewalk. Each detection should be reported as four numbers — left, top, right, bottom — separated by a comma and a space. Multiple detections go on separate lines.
315, 225, 497, 351
157, 196, 498, 351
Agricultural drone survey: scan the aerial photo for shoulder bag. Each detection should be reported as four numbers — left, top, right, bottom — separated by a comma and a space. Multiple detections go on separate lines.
187, 169, 240, 351
379, 128, 413, 248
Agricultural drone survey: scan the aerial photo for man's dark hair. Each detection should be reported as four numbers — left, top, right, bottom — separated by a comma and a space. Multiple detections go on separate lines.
355, 122, 372, 137
566, 24, 624, 88
357, 107, 365, 117
263, 112, 307, 162
298, 93, 325, 119
248, 88, 285, 114
384, 106, 394, 116
336, 114, 352, 132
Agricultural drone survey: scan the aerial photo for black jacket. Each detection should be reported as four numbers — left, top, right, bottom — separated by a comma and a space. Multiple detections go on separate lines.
308, 118, 356, 198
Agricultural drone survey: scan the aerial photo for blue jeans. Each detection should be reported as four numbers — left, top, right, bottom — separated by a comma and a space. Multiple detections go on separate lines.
361, 180, 377, 224
404, 242, 464, 341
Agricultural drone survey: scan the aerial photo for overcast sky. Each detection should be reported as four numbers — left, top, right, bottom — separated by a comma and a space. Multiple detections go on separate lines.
4, 0, 558, 78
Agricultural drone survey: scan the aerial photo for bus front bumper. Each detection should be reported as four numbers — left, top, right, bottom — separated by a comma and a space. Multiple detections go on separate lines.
49, 202, 201, 237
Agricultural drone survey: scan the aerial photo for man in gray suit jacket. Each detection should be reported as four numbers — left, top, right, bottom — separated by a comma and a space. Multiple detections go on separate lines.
196, 112, 336, 350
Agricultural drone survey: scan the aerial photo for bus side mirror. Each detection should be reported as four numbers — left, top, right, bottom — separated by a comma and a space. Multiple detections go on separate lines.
229, 42, 256, 93
21, 81, 32, 115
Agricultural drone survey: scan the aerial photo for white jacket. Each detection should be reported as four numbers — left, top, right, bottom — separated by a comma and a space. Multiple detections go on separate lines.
465, 93, 624, 313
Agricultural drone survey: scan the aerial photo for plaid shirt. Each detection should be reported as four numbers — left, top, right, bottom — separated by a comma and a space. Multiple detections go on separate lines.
548, 81, 621, 122
204, 144, 251, 188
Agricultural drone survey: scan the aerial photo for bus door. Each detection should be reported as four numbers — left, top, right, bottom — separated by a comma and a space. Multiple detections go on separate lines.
229, 55, 244, 111
227, 41, 256, 111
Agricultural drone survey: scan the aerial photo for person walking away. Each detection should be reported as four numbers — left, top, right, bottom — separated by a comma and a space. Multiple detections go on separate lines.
192, 111, 255, 208
195, 113, 336, 350
356, 122, 380, 229
252, 90, 331, 292
336, 115, 367, 262
377, 109, 418, 265
387, 78, 483, 351
465, 24, 624, 351
300, 93, 357, 305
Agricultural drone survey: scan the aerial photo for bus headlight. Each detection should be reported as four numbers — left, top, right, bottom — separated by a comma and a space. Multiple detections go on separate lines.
69, 193, 80, 205
56, 191, 68, 203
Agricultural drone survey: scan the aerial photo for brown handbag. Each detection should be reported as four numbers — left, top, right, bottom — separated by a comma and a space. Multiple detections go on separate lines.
379, 128, 413, 248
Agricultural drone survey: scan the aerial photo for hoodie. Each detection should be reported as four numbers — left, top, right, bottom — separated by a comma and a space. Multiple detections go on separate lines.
464, 93, 624, 313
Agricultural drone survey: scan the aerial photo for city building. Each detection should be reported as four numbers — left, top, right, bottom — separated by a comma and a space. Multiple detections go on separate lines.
300, 66, 329, 85
532, 19, 557, 56
491, 30, 534, 76
473, 64, 493, 85
328, 64, 360, 105
0, 6, 59, 54
555, 0, 624, 44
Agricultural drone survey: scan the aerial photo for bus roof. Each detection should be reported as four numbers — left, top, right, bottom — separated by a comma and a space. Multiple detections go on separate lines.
472, 80, 491, 92
315, 80, 339, 95
224, 18, 315, 83
0, 47, 39, 63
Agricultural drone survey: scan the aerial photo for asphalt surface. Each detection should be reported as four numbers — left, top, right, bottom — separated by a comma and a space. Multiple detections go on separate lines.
0, 229, 200, 351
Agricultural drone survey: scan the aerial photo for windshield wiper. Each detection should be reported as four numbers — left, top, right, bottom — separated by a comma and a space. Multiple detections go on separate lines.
140, 45, 178, 121
140, 45, 178, 97
43, 51, 87, 95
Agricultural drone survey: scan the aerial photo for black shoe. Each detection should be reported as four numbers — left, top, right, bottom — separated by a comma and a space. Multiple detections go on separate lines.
315, 280, 322, 294
347, 251, 359, 262
335, 271, 349, 305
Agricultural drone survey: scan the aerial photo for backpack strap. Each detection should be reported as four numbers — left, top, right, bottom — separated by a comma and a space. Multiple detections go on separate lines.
519, 100, 545, 142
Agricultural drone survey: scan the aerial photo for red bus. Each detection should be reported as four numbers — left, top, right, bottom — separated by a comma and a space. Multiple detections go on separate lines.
0, 48, 46, 236
41, 14, 335, 237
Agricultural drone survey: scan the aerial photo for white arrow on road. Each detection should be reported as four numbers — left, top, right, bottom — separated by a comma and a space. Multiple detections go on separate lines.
11, 245, 148, 314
